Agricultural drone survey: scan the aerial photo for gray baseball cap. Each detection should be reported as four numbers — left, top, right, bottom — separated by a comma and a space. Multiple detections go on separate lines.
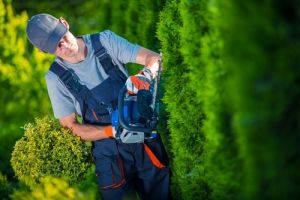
26, 14, 68, 54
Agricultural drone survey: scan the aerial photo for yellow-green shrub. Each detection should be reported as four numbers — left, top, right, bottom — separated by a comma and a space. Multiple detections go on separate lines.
11, 117, 92, 187
11, 176, 95, 200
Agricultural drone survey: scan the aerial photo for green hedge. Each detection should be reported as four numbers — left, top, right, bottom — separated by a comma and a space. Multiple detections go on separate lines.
200, 2, 242, 199
157, 1, 184, 198
135, 0, 165, 50
0, 122, 23, 180
157, 0, 208, 199
220, 1, 300, 199
0, 172, 13, 200
157, 0, 300, 199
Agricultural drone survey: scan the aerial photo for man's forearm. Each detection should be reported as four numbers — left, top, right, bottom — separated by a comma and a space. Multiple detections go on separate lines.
136, 47, 161, 77
68, 123, 110, 141
59, 113, 112, 141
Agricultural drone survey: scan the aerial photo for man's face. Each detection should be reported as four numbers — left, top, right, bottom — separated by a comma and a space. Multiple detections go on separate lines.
54, 31, 78, 58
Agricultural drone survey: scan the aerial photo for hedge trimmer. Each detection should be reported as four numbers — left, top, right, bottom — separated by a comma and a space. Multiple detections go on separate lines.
112, 58, 163, 143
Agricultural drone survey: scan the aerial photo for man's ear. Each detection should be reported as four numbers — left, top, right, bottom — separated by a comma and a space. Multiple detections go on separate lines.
59, 17, 70, 29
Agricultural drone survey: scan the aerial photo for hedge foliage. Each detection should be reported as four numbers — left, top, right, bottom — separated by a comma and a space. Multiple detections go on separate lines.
11, 117, 92, 187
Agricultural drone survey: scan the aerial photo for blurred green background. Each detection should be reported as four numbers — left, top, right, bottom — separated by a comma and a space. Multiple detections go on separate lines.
1, 0, 300, 199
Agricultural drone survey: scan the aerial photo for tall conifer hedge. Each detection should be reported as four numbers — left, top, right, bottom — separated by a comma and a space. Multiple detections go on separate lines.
158, 0, 300, 199
157, 1, 184, 198
158, 0, 209, 199
220, 1, 300, 199
199, 2, 242, 199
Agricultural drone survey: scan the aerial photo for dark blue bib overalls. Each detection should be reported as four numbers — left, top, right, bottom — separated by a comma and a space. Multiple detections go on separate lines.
50, 33, 170, 200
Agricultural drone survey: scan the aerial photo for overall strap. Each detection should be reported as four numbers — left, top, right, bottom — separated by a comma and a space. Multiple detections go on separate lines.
50, 62, 99, 121
50, 62, 89, 101
90, 33, 116, 74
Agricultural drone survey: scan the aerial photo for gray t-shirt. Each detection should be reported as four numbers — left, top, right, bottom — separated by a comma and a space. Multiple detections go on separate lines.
45, 30, 140, 119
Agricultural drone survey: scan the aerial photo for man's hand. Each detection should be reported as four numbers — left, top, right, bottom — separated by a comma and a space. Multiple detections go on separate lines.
126, 67, 153, 94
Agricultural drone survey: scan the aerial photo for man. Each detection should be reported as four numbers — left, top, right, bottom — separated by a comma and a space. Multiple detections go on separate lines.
26, 14, 170, 200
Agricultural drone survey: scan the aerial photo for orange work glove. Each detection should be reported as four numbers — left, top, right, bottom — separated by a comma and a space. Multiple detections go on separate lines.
103, 125, 117, 138
125, 67, 153, 95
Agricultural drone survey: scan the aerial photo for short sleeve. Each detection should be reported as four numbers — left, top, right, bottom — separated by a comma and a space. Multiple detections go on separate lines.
45, 71, 76, 119
99, 30, 140, 64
